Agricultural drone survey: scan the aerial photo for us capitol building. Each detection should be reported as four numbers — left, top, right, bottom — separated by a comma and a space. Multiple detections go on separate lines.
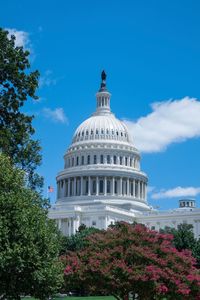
49, 71, 200, 238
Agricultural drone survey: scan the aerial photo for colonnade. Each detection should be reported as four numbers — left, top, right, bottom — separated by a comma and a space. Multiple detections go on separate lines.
57, 217, 79, 236
66, 153, 140, 169
57, 176, 147, 201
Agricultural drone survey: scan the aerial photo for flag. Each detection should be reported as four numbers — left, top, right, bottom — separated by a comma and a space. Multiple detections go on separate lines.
48, 185, 54, 193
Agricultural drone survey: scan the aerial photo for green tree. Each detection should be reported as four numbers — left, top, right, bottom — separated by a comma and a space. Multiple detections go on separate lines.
0, 28, 42, 189
60, 225, 101, 255
0, 154, 63, 300
160, 224, 200, 267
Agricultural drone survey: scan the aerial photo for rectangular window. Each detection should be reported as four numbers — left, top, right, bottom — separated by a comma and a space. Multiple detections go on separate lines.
87, 155, 90, 164
131, 181, 133, 196
94, 155, 97, 164
114, 156, 117, 164
114, 180, 117, 194
135, 181, 138, 198
76, 156, 79, 166
72, 157, 74, 166
120, 156, 122, 165
85, 179, 88, 195
130, 158, 132, 167
99, 179, 104, 194
81, 156, 84, 165
107, 155, 110, 164
92, 180, 96, 194
107, 180, 111, 194
100, 155, 104, 164
125, 157, 128, 166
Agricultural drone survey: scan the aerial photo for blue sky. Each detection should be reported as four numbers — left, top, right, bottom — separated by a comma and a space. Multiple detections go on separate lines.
2, 0, 200, 209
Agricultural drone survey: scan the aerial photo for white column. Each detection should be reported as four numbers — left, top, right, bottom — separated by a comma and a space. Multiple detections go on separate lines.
68, 218, 72, 236
117, 156, 120, 165
112, 177, 115, 196
58, 219, 62, 230
104, 176, 107, 196
144, 183, 146, 200
72, 218, 76, 235
63, 180, 66, 197
68, 178, 70, 197
119, 177, 122, 196
111, 156, 113, 164
81, 177, 83, 196
74, 177, 76, 196
133, 179, 135, 198
142, 182, 145, 200
127, 178, 129, 196
138, 181, 140, 199
96, 176, 99, 196
88, 176, 91, 196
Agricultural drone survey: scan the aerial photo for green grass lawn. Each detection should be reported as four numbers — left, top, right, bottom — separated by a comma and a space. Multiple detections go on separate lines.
23, 297, 115, 300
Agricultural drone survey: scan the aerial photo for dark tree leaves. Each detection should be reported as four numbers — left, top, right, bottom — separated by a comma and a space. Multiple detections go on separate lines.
0, 28, 42, 189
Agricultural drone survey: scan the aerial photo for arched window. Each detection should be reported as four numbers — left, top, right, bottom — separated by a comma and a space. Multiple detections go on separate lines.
120, 156, 123, 165
86, 130, 89, 136
94, 155, 97, 164
107, 155, 110, 164
101, 129, 104, 134
72, 157, 74, 166
82, 131, 84, 136
100, 155, 104, 164
125, 157, 128, 166
87, 155, 90, 164
96, 129, 99, 134
76, 156, 79, 166
113, 155, 117, 164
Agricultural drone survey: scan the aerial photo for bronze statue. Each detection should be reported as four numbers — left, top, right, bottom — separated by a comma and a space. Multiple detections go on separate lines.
101, 70, 106, 81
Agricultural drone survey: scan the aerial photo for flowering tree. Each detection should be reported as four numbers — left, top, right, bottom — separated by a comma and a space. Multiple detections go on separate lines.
64, 222, 200, 300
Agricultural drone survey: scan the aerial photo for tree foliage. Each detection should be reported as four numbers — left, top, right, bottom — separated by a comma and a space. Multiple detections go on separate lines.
64, 222, 200, 300
160, 223, 200, 267
0, 154, 63, 300
0, 28, 42, 189
60, 225, 101, 255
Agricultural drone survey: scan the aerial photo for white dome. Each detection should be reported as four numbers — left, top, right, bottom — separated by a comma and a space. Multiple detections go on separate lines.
72, 113, 132, 144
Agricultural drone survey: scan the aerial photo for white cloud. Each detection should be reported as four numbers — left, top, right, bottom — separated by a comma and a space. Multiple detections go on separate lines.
43, 107, 68, 124
147, 186, 155, 193
151, 186, 200, 199
6, 28, 30, 48
39, 70, 57, 88
124, 97, 200, 153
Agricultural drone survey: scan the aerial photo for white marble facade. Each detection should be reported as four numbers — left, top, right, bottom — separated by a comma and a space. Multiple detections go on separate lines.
49, 72, 200, 239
